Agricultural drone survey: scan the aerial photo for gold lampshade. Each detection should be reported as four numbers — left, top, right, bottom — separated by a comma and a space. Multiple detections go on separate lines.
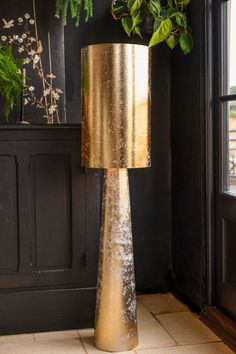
81, 43, 151, 169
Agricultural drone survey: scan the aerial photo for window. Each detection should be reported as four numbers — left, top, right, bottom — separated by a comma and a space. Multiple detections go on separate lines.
220, 0, 236, 194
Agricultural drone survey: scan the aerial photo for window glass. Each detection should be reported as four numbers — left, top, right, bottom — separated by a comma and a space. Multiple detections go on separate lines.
228, 0, 236, 94
226, 101, 236, 193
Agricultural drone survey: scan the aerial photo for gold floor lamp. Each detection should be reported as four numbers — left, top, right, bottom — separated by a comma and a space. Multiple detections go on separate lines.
81, 43, 151, 352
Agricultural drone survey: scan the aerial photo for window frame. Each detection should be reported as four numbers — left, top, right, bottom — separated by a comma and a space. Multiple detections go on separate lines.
218, 0, 236, 194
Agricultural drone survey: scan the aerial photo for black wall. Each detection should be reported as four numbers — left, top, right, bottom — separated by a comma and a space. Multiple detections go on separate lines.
64, 0, 172, 291
171, 0, 208, 310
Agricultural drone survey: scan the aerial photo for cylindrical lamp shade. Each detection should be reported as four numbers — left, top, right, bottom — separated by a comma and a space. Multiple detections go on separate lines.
81, 43, 151, 169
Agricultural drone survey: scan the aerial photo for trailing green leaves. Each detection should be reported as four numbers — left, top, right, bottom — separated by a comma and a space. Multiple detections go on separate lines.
149, 18, 172, 47
111, 0, 193, 54
55, 0, 93, 26
0, 44, 25, 122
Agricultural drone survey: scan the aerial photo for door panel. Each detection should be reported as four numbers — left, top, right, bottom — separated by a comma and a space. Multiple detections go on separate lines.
0, 156, 18, 274
31, 155, 72, 270
0, 139, 87, 289
217, 194, 236, 320
223, 219, 236, 289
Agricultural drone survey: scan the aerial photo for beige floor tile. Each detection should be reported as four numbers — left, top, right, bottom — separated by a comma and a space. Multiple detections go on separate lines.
0, 338, 85, 354
135, 342, 235, 354
78, 328, 135, 354
137, 303, 175, 349
137, 293, 188, 315
34, 330, 79, 341
0, 333, 35, 344
156, 311, 220, 345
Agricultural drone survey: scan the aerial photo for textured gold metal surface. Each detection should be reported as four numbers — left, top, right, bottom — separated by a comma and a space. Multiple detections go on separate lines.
95, 169, 138, 352
81, 43, 151, 169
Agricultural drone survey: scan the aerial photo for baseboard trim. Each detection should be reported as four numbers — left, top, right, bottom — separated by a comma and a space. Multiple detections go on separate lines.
201, 306, 236, 352
0, 287, 96, 335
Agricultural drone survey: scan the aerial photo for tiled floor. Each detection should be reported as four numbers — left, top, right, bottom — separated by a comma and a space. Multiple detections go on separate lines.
0, 293, 235, 354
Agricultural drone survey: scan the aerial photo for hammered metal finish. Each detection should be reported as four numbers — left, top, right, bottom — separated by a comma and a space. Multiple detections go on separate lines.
95, 168, 138, 352
81, 43, 151, 169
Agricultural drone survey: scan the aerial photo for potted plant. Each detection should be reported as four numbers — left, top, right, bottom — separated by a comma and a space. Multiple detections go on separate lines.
111, 0, 193, 54
54, 0, 193, 54
0, 44, 25, 122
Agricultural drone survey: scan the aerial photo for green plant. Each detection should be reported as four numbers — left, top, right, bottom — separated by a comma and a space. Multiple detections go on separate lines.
230, 85, 236, 95
55, 0, 93, 26
0, 44, 25, 122
55, 0, 193, 54
112, 0, 193, 54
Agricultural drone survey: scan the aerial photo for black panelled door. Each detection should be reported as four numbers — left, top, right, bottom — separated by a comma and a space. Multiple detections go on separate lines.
215, 0, 236, 321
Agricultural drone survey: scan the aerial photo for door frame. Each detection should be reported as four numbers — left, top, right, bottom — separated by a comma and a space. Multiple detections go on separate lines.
202, 0, 236, 350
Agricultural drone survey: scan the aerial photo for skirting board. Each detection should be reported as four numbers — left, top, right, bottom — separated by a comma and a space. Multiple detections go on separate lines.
201, 306, 236, 353
0, 287, 96, 335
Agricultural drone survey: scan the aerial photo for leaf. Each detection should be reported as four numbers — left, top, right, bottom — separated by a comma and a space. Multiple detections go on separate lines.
149, 18, 173, 47
175, 12, 187, 27
166, 34, 177, 49
148, 0, 161, 18
131, 0, 143, 13
133, 25, 142, 37
111, 0, 128, 19
163, 7, 176, 18
132, 10, 143, 29
127, 0, 142, 13
177, 0, 191, 5
167, 0, 173, 7
179, 31, 193, 54
154, 16, 163, 31
121, 16, 133, 36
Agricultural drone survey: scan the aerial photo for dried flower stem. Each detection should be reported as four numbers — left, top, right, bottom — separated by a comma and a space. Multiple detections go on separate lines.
32, 0, 49, 119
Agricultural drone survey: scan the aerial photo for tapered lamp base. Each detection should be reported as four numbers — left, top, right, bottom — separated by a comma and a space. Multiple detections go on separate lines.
94, 168, 138, 352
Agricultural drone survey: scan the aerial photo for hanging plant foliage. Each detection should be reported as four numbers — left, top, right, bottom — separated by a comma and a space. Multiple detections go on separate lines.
55, 0, 93, 26
111, 0, 193, 54
55, 0, 193, 54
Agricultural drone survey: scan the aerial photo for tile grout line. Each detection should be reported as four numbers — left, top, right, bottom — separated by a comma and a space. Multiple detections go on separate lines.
135, 340, 228, 352
77, 330, 89, 354
153, 310, 190, 316
150, 311, 178, 346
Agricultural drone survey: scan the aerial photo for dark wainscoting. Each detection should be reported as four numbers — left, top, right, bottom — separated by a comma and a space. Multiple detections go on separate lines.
0, 126, 99, 334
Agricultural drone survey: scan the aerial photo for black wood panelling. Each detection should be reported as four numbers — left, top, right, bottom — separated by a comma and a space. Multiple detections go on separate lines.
223, 219, 236, 289
0, 126, 100, 334
31, 155, 72, 270
0, 156, 18, 273
0, 288, 96, 335
0, 127, 90, 291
